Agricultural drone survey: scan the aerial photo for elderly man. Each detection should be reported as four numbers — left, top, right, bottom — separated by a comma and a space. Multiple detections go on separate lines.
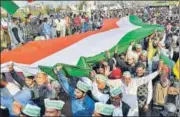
54, 66, 95, 116
138, 50, 148, 68
113, 48, 136, 75
127, 42, 143, 63
92, 102, 115, 117
44, 98, 65, 116
108, 63, 162, 116
135, 63, 153, 117
107, 87, 131, 116
121, 70, 161, 116
34, 71, 60, 100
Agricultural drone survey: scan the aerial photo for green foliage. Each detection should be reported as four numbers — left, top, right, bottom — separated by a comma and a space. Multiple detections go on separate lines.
11, 8, 47, 20
56, 7, 64, 13
78, 1, 86, 10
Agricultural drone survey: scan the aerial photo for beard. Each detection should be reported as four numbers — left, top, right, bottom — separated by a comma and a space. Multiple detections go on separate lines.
153, 43, 158, 48
111, 101, 120, 107
137, 74, 144, 77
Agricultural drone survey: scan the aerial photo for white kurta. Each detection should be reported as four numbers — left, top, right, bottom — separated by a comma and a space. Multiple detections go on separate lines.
59, 19, 66, 37
113, 101, 134, 116
146, 81, 153, 105
108, 71, 159, 116
113, 101, 123, 116
91, 82, 109, 104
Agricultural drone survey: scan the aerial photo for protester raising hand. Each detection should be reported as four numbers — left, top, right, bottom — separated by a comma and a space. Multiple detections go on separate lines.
54, 65, 63, 74
90, 70, 96, 79
101, 61, 108, 67
149, 31, 156, 39
158, 60, 164, 74
130, 41, 135, 46
104, 66, 111, 77
114, 45, 119, 54
100, 61, 111, 77
105, 50, 111, 59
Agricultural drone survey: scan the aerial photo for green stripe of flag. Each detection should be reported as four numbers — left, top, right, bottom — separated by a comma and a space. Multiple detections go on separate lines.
39, 16, 164, 80
129, 15, 164, 31
1, 0, 19, 14
159, 54, 175, 69
39, 63, 92, 80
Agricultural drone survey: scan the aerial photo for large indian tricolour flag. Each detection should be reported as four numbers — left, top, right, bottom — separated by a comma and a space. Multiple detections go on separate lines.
1, 15, 164, 79
1, 0, 34, 15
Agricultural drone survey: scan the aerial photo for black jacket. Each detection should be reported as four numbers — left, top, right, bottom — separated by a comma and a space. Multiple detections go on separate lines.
122, 101, 131, 117
107, 100, 130, 117
10, 70, 26, 89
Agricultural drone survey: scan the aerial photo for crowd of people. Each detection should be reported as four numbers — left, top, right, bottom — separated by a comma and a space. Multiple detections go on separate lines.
1, 7, 147, 52
1, 10, 113, 52
0, 5, 179, 117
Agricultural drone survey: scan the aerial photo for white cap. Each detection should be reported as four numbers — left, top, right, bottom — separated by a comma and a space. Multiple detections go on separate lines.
122, 71, 131, 78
